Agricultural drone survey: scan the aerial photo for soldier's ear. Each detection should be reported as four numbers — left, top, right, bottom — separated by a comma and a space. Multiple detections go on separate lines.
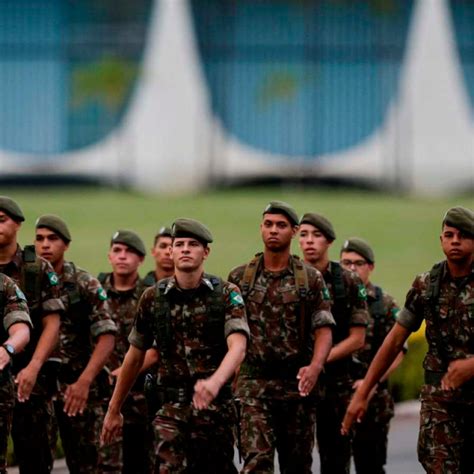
291, 225, 299, 238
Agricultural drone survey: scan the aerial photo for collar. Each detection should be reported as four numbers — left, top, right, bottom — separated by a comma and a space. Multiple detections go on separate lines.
163, 274, 216, 295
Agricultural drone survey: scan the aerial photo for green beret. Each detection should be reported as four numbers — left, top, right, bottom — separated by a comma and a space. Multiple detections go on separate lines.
341, 237, 375, 264
172, 218, 213, 244
0, 196, 25, 222
442, 206, 474, 237
263, 201, 299, 226
111, 229, 146, 256
299, 212, 336, 241
155, 226, 172, 239
35, 214, 71, 243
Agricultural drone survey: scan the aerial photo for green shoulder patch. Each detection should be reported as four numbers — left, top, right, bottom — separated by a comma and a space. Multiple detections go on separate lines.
97, 287, 108, 301
48, 272, 59, 286
322, 287, 331, 301
358, 284, 367, 301
16, 287, 26, 301
230, 291, 244, 306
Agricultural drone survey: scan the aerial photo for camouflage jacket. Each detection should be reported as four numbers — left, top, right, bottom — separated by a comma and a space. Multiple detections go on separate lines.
129, 274, 249, 385
0, 245, 64, 370
398, 260, 474, 373
354, 282, 399, 373
0, 272, 32, 343
228, 255, 334, 399
100, 273, 147, 371
142, 270, 157, 287
56, 262, 116, 376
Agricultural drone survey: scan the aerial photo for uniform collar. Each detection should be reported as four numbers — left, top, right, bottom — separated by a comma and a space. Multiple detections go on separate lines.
365, 281, 377, 300
163, 273, 216, 295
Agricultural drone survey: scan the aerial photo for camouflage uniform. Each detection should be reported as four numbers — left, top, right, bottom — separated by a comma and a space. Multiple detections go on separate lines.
351, 282, 400, 474
53, 262, 116, 474
228, 255, 334, 474
143, 271, 157, 287
129, 274, 250, 473
397, 260, 474, 473
99, 272, 151, 474
315, 262, 368, 474
0, 245, 64, 474
0, 273, 31, 474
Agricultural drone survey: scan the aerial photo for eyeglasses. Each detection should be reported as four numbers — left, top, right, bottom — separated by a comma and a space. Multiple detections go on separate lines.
340, 259, 368, 268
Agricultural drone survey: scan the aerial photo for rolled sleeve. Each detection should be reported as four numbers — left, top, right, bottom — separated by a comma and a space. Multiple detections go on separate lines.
42, 298, 65, 315
224, 318, 250, 339
396, 307, 422, 332
350, 309, 369, 327
311, 309, 335, 331
91, 319, 117, 338
128, 327, 148, 350
223, 282, 250, 340
4, 311, 32, 332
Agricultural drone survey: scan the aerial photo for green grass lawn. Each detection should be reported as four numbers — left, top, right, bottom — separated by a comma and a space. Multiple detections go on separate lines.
5, 184, 473, 305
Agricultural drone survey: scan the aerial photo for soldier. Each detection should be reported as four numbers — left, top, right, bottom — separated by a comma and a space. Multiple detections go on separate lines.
102, 218, 250, 473
0, 273, 31, 474
34, 215, 117, 474
143, 226, 174, 286
342, 206, 474, 473
340, 237, 405, 474
98, 230, 154, 474
0, 196, 64, 474
298, 213, 368, 474
228, 201, 334, 473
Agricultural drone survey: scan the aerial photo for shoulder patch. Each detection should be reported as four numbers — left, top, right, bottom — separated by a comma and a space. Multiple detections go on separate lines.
97, 287, 108, 301
16, 287, 27, 301
322, 287, 331, 301
230, 290, 244, 306
358, 284, 367, 301
48, 272, 59, 286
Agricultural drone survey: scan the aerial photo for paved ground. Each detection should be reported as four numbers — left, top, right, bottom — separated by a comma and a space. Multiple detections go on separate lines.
9, 400, 423, 473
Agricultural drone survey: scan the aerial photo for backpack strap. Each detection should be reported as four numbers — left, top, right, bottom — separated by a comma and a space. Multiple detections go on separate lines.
154, 278, 173, 359
21, 245, 41, 304
97, 272, 108, 285
292, 256, 309, 344
0, 275, 4, 316
241, 253, 263, 297
369, 285, 385, 357
63, 263, 82, 306
425, 261, 445, 361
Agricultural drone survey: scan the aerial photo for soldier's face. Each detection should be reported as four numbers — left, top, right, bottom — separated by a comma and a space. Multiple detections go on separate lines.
151, 236, 174, 271
172, 238, 209, 273
108, 243, 144, 276
0, 211, 20, 247
298, 223, 332, 265
260, 214, 296, 252
35, 228, 69, 265
340, 251, 373, 285
440, 225, 474, 263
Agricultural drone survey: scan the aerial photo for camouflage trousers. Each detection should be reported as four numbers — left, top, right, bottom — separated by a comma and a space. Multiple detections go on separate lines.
152, 400, 237, 473
240, 397, 316, 474
352, 387, 394, 474
11, 394, 56, 474
315, 377, 353, 474
418, 384, 474, 474
0, 376, 14, 474
53, 395, 104, 474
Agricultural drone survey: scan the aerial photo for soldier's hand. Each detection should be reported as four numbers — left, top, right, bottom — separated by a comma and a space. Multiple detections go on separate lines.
341, 389, 368, 436
0, 346, 11, 371
193, 378, 220, 410
442, 358, 474, 390
64, 377, 91, 416
297, 364, 320, 397
101, 409, 123, 446
15, 363, 40, 402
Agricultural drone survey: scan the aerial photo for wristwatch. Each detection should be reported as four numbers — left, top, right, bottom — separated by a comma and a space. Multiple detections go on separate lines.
2, 343, 15, 358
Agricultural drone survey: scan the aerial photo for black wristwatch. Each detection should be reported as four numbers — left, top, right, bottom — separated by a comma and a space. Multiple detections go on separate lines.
2, 343, 15, 358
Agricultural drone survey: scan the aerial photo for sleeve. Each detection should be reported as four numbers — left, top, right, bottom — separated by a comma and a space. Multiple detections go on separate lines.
3, 277, 32, 331
348, 272, 369, 327
79, 272, 117, 338
223, 282, 250, 339
396, 275, 426, 332
128, 287, 155, 350
39, 260, 65, 316
309, 270, 336, 331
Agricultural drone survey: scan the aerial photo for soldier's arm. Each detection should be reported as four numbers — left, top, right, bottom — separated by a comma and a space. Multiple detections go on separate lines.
297, 326, 332, 397
63, 333, 115, 416
0, 323, 30, 371
341, 322, 410, 435
326, 325, 365, 363
16, 312, 60, 402
140, 347, 159, 374
193, 332, 247, 410
101, 345, 146, 445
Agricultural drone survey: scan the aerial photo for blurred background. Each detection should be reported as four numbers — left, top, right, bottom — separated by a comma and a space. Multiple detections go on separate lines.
1, 0, 474, 403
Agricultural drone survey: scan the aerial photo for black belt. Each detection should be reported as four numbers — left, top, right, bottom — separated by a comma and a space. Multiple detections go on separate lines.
425, 370, 474, 390
155, 383, 233, 405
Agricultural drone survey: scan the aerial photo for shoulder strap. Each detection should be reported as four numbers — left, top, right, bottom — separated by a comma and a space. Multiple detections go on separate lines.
241, 253, 263, 297
426, 261, 444, 304
21, 245, 41, 303
64, 263, 82, 306
292, 256, 310, 346
0, 275, 4, 314
154, 278, 172, 358
369, 285, 385, 356
97, 272, 108, 285
206, 274, 226, 322
331, 261, 347, 303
